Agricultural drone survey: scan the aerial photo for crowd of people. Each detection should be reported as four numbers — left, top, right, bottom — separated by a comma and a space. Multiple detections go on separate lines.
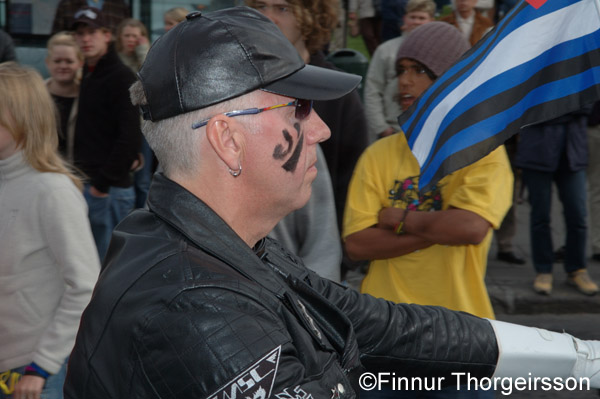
0, 0, 599, 396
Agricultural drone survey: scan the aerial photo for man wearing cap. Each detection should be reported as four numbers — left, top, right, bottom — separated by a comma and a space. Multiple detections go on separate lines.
63, 8, 600, 399
52, 0, 129, 34
71, 6, 141, 260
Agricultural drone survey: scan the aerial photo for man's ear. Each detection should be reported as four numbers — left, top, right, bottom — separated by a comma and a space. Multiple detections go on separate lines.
102, 29, 113, 44
204, 116, 245, 171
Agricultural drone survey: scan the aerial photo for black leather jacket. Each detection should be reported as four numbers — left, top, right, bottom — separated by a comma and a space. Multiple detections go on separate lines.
64, 174, 498, 398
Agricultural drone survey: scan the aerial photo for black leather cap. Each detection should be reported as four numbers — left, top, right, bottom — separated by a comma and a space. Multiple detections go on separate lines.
138, 7, 361, 122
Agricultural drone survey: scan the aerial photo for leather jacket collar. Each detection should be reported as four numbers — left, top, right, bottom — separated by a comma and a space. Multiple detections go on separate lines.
147, 173, 290, 296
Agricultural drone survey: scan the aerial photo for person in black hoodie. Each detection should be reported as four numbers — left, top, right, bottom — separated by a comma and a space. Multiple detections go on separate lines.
71, 6, 142, 260
246, 0, 369, 234
246, 0, 370, 278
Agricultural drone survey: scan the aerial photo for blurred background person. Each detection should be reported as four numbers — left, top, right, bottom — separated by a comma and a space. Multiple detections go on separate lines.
381, 0, 408, 41
52, 0, 130, 34
45, 31, 83, 163
515, 110, 599, 296
0, 62, 99, 399
70, 7, 142, 259
0, 29, 16, 63
116, 18, 154, 208
246, 0, 370, 279
348, 0, 382, 56
163, 7, 189, 32
440, 0, 493, 46
363, 0, 435, 143
116, 18, 149, 72
247, 0, 369, 231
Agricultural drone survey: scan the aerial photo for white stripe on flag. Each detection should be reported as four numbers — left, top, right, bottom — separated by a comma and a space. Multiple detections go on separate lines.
410, 0, 600, 166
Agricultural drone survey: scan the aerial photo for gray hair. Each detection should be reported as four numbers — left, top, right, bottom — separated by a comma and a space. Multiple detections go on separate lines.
130, 81, 263, 179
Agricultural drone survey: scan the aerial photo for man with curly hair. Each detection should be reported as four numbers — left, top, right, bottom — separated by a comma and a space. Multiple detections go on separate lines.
247, 0, 370, 241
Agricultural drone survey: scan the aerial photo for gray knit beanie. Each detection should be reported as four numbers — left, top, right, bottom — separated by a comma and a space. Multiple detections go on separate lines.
396, 21, 470, 77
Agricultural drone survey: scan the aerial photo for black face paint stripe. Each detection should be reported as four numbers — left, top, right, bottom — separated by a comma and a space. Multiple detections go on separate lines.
282, 132, 304, 172
273, 129, 293, 160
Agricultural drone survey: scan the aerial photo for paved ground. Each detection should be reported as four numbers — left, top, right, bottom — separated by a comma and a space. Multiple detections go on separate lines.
487, 197, 600, 398
486, 190, 600, 317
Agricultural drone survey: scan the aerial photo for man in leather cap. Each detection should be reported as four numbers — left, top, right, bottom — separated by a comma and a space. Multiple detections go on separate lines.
64, 6, 600, 398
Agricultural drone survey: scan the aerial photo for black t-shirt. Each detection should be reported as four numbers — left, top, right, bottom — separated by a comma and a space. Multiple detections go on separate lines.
51, 93, 75, 157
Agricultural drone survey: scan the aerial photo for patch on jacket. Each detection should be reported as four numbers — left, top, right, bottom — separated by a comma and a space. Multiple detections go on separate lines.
274, 386, 314, 399
207, 346, 281, 399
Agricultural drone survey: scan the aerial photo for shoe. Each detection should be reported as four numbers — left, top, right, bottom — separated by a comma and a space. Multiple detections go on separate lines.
567, 269, 599, 296
592, 253, 600, 262
497, 251, 526, 265
533, 273, 553, 295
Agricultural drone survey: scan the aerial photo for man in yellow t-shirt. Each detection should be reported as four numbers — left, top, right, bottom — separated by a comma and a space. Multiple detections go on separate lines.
344, 133, 512, 318
343, 21, 513, 321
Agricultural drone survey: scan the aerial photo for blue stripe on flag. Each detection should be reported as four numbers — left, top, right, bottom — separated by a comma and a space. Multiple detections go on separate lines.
398, 0, 600, 190
420, 66, 600, 186
419, 30, 599, 171
404, 0, 596, 145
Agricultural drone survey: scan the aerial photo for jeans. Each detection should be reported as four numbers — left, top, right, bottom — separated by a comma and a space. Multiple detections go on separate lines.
84, 184, 135, 261
360, 385, 495, 398
521, 168, 587, 274
0, 359, 67, 399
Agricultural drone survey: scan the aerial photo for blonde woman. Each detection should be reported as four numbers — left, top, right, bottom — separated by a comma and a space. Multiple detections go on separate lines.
115, 18, 149, 73
45, 31, 83, 163
163, 7, 188, 32
0, 63, 99, 399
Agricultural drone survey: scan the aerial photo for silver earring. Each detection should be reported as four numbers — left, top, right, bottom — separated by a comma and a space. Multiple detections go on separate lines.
228, 163, 242, 177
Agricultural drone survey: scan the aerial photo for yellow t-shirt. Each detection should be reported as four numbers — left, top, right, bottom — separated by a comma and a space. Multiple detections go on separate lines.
343, 133, 513, 319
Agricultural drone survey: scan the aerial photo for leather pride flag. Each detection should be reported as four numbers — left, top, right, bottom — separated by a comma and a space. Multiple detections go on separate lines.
399, 0, 600, 191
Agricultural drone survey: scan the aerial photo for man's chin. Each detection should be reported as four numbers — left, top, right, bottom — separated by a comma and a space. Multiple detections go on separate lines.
293, 186, 313, 211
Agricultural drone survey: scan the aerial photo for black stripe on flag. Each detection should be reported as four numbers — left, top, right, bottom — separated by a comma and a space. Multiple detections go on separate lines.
425, 49, 600, 168
426, 84, 600, 190
400, 1, 529, 139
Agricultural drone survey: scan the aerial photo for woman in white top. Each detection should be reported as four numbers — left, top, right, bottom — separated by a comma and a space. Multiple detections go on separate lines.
0, 63, 100, 399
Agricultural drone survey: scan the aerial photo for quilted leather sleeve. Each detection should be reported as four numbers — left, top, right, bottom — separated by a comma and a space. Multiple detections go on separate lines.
309, 272, 499, 380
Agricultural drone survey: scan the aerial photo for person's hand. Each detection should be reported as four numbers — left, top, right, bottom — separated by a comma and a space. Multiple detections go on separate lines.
138, 35, 149, 46
90, 186, 109, 198
13, 375, 45, 399
130, 153, 144, 172
348, 12, 357, 20
378, 207, 406, 230
378, 127, 396, 139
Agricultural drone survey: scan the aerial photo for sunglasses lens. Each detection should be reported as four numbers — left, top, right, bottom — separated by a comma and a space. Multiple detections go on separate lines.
295, 99, 313, 120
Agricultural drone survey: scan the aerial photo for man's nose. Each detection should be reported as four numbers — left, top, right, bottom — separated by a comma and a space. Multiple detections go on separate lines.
306, 110, 331, 144
398, 73, 413, 86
